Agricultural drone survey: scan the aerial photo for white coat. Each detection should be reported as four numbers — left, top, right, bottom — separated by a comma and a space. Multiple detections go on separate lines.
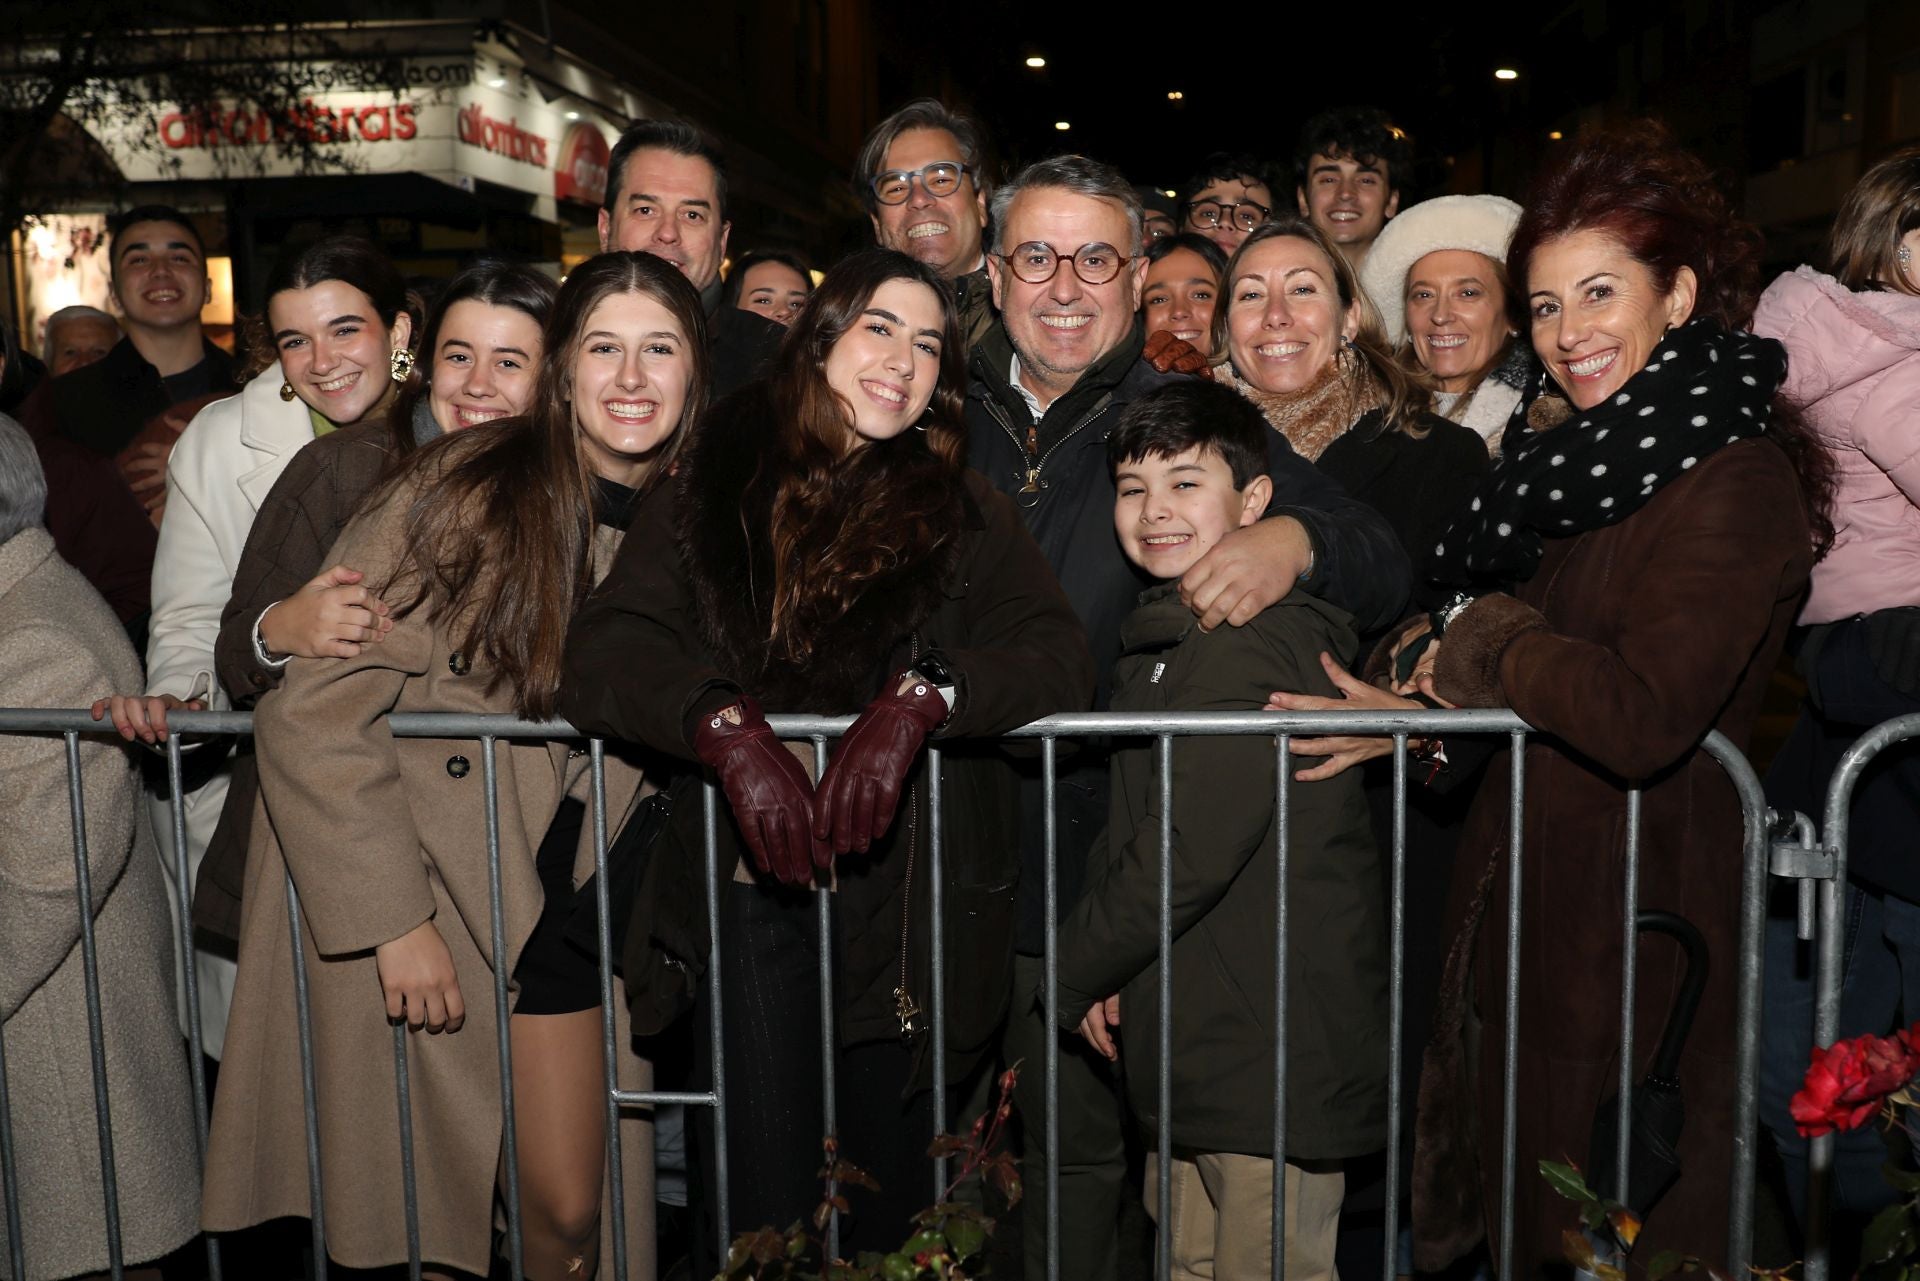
146, 362, 314, 1058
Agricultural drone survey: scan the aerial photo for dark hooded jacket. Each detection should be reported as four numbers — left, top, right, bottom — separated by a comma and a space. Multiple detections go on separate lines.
560, 383, 1094, 1079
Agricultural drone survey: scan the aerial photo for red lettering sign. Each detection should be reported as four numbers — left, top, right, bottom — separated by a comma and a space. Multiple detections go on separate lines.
456, 102, 550, 169
156, 100, 418, 149
554, 121, 610, 206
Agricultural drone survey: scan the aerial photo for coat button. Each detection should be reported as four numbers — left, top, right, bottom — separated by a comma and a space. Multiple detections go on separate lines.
446, 755, 470, 779
448, 650, 471, 676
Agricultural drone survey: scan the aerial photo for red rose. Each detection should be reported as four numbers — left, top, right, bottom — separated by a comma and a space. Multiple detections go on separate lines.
1790, 1027, 1920, 1138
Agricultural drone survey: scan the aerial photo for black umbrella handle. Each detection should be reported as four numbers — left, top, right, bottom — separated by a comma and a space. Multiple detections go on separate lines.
1636, 909, 1709, 1082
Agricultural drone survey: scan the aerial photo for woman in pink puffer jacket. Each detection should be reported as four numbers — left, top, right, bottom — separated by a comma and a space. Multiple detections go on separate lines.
1753, 151, 1920, 624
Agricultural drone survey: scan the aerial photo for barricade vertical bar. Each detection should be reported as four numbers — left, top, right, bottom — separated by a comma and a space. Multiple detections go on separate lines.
813, 736, 839, 1263
0, 971, 26, 1281
284, 875, 329, 1280
1272, 735, 1294, 1281
1156, 733, 1174, 1281
1709, 730, 1773, 1278
67, 733, 124, 1281
163, 736, 219, 1281
1806, 872, 1841, 1281
1380, 736, 1408, 1281
1498, 733, 1526, 1281
1041, 737, 1061, 1281
1615, 788, 1642, 1205
704, 781, 732, 1257
589, 742, 631, 1281
928, 745, 949, 1197
392, 1025, 423, 1279
163, 739, 214, 1114
481, 737, 525, 1280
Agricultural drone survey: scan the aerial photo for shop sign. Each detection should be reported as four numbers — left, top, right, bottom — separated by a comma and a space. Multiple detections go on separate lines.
553, 121, 610, 206
456, 102, 549, 168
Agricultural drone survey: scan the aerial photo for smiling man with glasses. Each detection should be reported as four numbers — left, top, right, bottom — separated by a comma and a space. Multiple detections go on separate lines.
965, 152, 1410, 1281
855, 99, 997, 348
1180, 153, 1276, 257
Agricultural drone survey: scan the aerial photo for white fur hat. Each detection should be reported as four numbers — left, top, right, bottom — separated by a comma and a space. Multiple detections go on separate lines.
1360, 194, 1523, 346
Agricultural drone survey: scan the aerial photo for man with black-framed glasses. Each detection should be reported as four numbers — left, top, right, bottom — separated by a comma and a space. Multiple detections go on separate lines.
966, 152, 1409, 1281
854, 99, 997, 348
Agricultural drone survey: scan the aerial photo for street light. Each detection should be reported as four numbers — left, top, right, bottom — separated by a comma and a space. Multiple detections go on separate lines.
1167, 91, 1184, 101
1494, 67, 1519, 81
1025, 55, 1046, 68
1054, 120, 1071, 131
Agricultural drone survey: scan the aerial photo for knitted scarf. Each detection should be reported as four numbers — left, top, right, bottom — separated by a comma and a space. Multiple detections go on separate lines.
1427, 319, 1787, 587
1226, 359, 1382, 463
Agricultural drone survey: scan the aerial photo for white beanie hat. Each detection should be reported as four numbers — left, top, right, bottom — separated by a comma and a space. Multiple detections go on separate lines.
1360, 194, 1523, 346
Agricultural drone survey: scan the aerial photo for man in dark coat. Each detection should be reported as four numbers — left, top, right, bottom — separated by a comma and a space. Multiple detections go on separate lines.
17, 205, 238, 644
598, 118, 782, 397
854, 99, 996, 352
969, 153, 1410, 1281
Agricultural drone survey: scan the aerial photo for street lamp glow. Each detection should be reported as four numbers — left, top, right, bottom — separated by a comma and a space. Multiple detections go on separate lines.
1548, 130, 1563, 140
1167, 91, 1184, 101
1025, 56, 1046, 68
1494, 67, 1519, 81
1054, 120, 1071, 131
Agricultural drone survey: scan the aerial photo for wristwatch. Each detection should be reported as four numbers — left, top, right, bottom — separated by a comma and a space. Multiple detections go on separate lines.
1428, 592, 1475, 641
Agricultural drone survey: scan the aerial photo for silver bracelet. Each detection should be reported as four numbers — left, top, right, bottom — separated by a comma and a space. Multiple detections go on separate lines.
252, 603, 293, 670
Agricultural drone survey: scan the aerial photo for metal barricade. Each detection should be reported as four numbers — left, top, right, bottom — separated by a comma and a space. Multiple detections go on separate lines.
0, 706, 1776, 1281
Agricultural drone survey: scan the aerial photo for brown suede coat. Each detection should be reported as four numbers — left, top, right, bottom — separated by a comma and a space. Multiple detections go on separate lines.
1412, 439, 1813, 1273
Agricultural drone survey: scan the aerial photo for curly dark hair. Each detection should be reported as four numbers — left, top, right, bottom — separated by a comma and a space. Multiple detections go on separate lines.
1292, 108, 1413, 193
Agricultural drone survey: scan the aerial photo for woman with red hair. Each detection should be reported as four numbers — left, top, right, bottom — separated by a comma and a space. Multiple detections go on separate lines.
1276, 123, 1833, 1269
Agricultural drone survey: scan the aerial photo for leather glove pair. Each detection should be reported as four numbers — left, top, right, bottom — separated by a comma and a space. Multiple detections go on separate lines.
692, 675, 948, 884
1143, 329, 1213, 378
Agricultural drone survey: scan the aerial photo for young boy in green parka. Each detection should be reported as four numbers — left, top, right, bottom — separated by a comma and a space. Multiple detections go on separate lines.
1053, 379, 1389, 1281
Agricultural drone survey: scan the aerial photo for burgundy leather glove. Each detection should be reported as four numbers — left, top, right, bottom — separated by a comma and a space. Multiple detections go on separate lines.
1143, 329, 1213, 377
814, 672, 949, 856
692, 696, 820, 886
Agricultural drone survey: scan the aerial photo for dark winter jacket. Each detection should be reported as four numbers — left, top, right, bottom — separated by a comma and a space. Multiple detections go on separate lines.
966, 317, 1413, 950
1053, 583, 1388, 1160
1316, 408, 1490, 611
559, 384, 1094, 1080
706, 290, 785, 399
951, 265, 996, 353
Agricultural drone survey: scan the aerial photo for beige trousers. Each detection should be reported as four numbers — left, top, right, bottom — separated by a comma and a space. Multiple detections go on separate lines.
1144, 1150, 1344, 1281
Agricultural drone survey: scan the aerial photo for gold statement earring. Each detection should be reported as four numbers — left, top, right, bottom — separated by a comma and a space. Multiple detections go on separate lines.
279, 381, 296, 402
390, 349, 415, 383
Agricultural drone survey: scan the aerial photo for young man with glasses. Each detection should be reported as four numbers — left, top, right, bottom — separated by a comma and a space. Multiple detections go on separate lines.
966, 153, 1409, 1281
1180, 153, 1276, 257
854, 99, 997, 349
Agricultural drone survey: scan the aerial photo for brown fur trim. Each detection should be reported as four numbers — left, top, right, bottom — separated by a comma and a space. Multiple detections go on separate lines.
1433, 593, 1548, 708
676, 384, 967, 713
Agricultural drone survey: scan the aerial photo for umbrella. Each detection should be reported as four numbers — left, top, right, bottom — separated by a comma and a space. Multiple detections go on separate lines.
1586, 909, 1710, 1224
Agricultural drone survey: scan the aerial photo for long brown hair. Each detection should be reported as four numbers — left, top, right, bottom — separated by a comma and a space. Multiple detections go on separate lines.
760, 248, 966, 664
380, 252, 708, 717
1507, 120, 1835, 554
1826, 144, 1920, 295
1212, 217, 1430, 432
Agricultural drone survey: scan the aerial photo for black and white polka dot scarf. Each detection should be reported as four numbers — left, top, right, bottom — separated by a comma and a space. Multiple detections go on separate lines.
1427, 319, 1787, 587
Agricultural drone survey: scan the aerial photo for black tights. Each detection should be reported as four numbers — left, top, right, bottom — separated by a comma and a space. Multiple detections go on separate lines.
692, 880, 937, 1264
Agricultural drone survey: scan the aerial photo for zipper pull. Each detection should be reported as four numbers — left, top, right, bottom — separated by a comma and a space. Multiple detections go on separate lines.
1019, 466, 1045, 495
893, 986, 924, 1040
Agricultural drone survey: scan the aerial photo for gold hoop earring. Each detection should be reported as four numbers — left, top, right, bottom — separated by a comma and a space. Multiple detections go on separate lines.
279, 381, 296, 402
390, 348, 415, 383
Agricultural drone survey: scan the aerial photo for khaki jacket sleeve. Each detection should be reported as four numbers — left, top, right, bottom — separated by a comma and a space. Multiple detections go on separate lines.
0, 625, 139, 1017
252, 490, 437, 957
1053, 616, 1348, 1016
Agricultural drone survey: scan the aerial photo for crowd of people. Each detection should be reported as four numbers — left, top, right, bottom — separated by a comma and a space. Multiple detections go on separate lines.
2, 92, 1918, 1281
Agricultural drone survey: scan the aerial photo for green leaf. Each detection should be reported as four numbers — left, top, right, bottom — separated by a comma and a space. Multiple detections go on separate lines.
904, 1229, 946, 1258
1647, 1250, 1686, 1281
1863, 1202, 1919, 1267
1885, 1164, 1920, 1193
881, 1252, 920, 1281
1540, 1159, 1600, 1205
944, 1216, 986, 1260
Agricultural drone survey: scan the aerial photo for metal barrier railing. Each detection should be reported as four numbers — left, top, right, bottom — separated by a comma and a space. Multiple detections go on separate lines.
0, 706, 1775, 1281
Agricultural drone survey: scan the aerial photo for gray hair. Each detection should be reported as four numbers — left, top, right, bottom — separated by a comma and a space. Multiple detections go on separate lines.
43, 305, 119, 359
990, 154, 1144, 256
0, 415, 48, 544
853, 98, 993, 213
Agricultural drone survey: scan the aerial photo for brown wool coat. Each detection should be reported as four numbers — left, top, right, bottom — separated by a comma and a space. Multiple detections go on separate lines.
1410, 440, 1813, 1273
200, 457, 656, 1278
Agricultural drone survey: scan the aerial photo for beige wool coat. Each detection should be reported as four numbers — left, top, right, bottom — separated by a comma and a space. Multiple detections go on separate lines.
0, 527, 200, 1280
200, 457, 656, 1278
